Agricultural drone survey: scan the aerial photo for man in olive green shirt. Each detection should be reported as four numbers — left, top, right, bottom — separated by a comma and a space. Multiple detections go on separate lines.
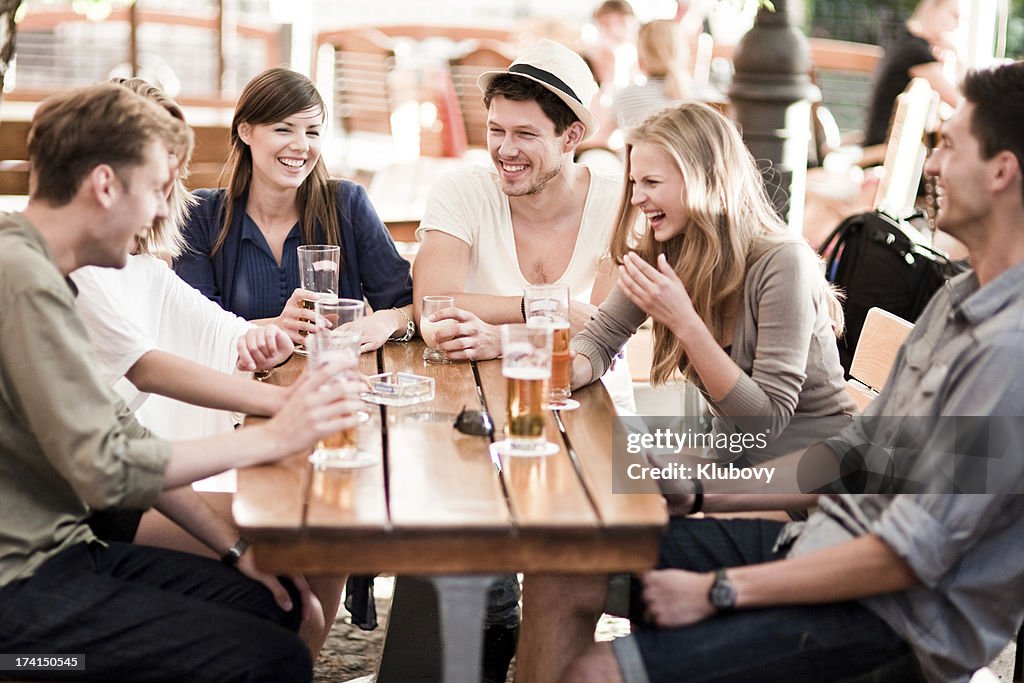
0, 84, 361, 682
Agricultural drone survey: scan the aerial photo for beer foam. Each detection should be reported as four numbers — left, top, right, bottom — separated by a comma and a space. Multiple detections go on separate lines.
502, 367, 550, 380
313, 259, 338, 272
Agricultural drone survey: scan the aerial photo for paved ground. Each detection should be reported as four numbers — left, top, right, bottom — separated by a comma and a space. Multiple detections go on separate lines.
315, 577, 1017, 682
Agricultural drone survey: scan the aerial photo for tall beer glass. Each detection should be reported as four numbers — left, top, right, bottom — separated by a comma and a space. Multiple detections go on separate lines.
296, 245, 341, 354
307, 326, 374, 469
420, 295, 454, 364
500, 324, 553, 453
314, 297, 365, 335
524, 284, 574, 409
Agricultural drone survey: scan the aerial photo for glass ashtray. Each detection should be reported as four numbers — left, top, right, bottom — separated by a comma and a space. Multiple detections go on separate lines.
360, 372, 435, 406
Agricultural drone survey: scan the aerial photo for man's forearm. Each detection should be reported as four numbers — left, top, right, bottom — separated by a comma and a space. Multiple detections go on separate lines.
730, 534, 918, 609
449, 293, 525, 325
163, 422, 288, 488
153, 487, 236, 555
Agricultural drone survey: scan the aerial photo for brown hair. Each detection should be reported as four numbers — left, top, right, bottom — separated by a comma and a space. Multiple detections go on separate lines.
111, 77, 196, 258
483, 74, 580, 136
27, 82, 192, 207
609, 103, 843, 385
961, 61, 1024, 203
212, 67, 340, 256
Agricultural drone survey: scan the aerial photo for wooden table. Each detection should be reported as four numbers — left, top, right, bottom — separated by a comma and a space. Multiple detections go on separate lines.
236, 340, 666, 681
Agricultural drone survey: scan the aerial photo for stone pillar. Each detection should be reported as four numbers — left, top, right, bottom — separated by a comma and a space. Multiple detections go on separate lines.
728, 0, 819, 233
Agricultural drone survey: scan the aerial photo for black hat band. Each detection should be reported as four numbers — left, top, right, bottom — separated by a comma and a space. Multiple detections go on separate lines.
508, 63, 583, 105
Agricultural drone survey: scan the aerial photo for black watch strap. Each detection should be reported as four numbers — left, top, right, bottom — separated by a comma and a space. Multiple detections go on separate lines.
221, 535, 253, 566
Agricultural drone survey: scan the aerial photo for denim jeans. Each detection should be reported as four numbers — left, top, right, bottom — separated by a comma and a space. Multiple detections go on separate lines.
615, 517, 926, 683
0, 541, 311, 682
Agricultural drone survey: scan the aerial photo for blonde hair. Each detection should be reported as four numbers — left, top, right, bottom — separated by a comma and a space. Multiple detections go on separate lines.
637, 20, 689, 101
111, 77, 195, 259
609, 102, 843, 386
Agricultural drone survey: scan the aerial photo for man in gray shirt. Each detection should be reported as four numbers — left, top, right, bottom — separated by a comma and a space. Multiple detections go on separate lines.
561, 61, 1024, 683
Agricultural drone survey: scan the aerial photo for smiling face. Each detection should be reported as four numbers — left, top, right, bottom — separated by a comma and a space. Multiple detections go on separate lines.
924, 102, 991, 240
238, 105, 323, 192
97, 139, 173, 268
629, 141, 687, 242
487, 95, 574, 198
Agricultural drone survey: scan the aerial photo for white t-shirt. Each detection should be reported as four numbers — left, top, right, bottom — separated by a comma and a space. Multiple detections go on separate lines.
417, 164, 636, 413
72, 254, 254, 441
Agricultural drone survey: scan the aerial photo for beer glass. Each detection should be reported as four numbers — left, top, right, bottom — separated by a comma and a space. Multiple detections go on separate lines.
314, 297, 365, 335
296, 245, 341, 354
420, 295, 454, 364
500, 324, 553, 453
524, 284, 576, 410
307, 327, 374, 469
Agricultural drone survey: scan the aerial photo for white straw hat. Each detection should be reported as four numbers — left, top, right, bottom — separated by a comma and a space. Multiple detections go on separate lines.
477, 39, 600, 141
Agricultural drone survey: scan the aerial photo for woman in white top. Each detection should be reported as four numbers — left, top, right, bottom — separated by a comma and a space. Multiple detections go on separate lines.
73, 78, 342, 658
613, 20, 692, 129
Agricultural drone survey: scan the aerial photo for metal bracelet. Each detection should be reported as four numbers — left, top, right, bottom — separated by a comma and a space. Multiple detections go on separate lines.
389, 308, 416, 342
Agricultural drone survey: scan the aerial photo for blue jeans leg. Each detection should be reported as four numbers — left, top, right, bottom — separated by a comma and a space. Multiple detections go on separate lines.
0, 541, 311, 683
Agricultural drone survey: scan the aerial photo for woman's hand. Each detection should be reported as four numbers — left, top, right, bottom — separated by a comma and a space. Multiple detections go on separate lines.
430, 307, 502, 361
339, 309, 403, 354
619, 253, 701, 340
237, 325, 294, 372
641, 569, 717, 628
274, 289, 321, 344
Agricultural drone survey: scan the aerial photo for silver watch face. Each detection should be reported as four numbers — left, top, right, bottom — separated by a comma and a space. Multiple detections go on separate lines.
710, 573, 736, 609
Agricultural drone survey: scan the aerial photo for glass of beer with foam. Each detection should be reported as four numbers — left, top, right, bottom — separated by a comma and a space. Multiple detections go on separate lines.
306, 326, 375, 469
500, 324, 553, 454
524, 284, 576, 410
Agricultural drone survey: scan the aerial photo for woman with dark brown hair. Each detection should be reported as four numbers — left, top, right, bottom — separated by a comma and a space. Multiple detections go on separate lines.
176, 67, 414, 352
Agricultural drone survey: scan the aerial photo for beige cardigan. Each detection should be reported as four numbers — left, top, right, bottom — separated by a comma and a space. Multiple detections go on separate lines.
573, 239, 856, 459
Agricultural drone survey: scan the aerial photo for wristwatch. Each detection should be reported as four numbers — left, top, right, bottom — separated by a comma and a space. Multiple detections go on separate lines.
221, 535, 253, 566
707, 568, 736, 612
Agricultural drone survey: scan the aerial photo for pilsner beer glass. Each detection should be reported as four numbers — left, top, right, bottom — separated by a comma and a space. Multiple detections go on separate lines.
307, 327, 374, 469
296, 245, 341, 352
314, 297, 365, 335
524, 284, 573, 408
420, 295, 455, 364
500, 324, 553, 453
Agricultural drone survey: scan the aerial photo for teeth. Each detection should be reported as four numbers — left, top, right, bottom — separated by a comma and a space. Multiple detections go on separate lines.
645, 211, 665, 220
503, 163, 526, 173
279, 158, 304, 168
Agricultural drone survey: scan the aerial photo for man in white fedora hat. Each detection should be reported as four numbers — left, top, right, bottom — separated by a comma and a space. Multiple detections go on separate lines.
410, 38, 635, 682
412, 39, 633, 410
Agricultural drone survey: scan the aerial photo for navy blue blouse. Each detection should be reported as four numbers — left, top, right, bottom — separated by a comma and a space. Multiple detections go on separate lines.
174, 182, 413, 320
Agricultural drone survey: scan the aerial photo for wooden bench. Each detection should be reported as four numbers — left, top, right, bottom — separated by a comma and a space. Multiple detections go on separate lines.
0, 118, 230, 194
845, 307, 913, 412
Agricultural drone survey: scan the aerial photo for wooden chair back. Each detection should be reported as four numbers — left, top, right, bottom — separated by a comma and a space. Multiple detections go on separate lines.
845, 307, 914, 412
185, 124, 232, 190
0, 120, 32, 195
448, 41, 514, 148
873, 77, 940, 218
328, 29, 403, 137
1, 118, 232, 193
